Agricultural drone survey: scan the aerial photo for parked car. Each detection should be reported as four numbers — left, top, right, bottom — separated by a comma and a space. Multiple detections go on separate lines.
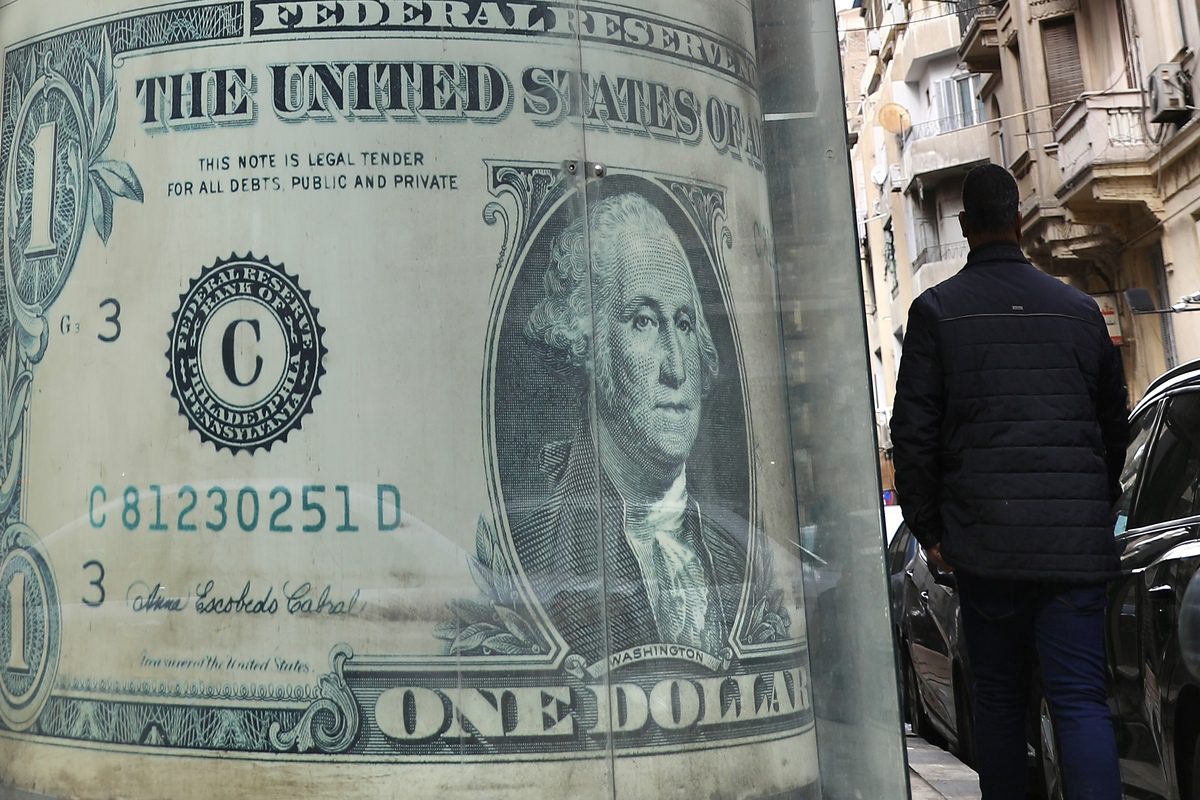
889, 520, 1077, 797
887, 522, 975, 765
889, 358, 1200, 799
1105, 359, 1200, 800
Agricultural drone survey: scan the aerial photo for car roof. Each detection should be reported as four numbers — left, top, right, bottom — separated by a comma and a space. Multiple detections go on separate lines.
1133, 358, 1200, 417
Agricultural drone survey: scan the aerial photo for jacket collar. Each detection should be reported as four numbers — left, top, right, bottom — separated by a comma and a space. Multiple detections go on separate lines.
965, 242, 1028, 268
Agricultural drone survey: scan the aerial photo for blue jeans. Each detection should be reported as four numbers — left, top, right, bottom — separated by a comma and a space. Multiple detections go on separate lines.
957, 575, 1121, 800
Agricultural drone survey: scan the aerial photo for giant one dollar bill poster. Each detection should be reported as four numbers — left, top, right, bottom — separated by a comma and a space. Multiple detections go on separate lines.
0, 2, 818, 797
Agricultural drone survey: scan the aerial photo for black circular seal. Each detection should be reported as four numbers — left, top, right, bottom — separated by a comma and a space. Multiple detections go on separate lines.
167, 253, 326, 454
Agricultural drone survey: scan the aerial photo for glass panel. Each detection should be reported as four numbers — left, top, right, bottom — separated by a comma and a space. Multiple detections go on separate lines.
0, 0, 905, 798
571, 2, 822, 795
754, 0, 908, 798
1114, 406, 1159, 533
1131, 393, 1200, 528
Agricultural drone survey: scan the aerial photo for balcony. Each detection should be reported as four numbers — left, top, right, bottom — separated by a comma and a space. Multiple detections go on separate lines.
895, 14, 961, 82
958, 4, 1000, 73
902, 113, 991, 184
913, 241, 969, 294
1054, 90, 1161, 218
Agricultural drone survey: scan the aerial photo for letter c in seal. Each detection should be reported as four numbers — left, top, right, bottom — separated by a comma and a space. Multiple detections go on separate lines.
222, 318, 263, 387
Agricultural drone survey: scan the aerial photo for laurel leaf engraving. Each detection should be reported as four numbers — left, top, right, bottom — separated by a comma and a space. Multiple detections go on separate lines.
749, 596, 767, 628
495, 605, 537, 644
99, 31, 114, 97
6, 374, 29, 442
750, 622, 775, 643
449, 598, 495, 622
83, 63, 100, 132
93, 88, 117, 161
91, 159, 144, 203
90, 175, 113, 243
466, 558, 498, 603
475, 515, 494, 567
768, 589, 784, 611
481, 633, 526, 655
449, 622, 500, 654
435, 513, 546, 656
432, 621, 460, 641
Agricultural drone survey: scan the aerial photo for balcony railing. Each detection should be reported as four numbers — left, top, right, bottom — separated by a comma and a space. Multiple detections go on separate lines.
906, 112, 984, 142
912, 241, 969, 272
958, 1, 1000, 72
1055, 90, 1154, 193
957, 0, 998, 36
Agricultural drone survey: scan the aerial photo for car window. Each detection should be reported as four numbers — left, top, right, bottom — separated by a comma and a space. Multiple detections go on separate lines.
1114, 407, 1158, 534
888, 525, 912, 574
1131, 392, 1200, 529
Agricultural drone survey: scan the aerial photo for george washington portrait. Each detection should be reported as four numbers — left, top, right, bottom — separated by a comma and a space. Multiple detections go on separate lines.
499, 188, 750, 665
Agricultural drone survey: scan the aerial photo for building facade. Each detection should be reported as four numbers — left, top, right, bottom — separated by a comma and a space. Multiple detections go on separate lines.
850, 0, 1200, 436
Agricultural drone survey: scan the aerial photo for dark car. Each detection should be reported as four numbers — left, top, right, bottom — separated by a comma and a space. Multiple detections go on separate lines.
887, 522, 975, 765
889, 358, 1200, 799
1104, 359, 1200, 800
889, 523, 1076, 798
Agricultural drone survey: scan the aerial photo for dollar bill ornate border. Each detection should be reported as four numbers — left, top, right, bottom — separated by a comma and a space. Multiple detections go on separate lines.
0, 23, 153, 734
0, 1, 261, 745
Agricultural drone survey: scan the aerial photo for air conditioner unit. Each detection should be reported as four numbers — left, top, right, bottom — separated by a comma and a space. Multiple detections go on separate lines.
889, 163, 904, 191
1149, 62, 1193, 125
867, 29, 882, 56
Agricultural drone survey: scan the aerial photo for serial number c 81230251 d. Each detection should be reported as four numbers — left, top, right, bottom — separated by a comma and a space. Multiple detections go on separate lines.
87, 483, 402, 534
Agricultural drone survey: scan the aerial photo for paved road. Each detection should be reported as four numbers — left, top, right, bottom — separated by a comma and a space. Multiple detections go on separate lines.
907, 729, 981, 800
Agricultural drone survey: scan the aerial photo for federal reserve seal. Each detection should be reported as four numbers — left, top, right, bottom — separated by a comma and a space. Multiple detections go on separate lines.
167, 253, 326, 454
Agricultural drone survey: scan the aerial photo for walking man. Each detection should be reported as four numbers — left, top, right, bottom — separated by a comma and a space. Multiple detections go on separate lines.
890, 163, 1129, 799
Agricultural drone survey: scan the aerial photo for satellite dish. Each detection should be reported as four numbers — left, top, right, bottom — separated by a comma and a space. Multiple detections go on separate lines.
870, 165, 889, 186
877, 102, 912, 135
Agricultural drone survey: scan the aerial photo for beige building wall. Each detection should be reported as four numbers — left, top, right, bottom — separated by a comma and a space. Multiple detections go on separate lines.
846, 0, 1200, 413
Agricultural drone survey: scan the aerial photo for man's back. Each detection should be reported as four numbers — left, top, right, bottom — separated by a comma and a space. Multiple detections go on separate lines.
889, 162, 1128, 800
890, 242, 1128, 581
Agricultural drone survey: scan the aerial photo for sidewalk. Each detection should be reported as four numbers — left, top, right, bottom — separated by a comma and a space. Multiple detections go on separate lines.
907, 730, 981, 800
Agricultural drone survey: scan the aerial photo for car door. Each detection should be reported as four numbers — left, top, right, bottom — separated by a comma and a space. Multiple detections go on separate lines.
1110, 399, 1165, 795
1112, 391, 1200, 797
905, 543, 956, 731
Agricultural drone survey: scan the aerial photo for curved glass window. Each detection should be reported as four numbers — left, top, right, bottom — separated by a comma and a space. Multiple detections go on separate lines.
0, 2, 904, 797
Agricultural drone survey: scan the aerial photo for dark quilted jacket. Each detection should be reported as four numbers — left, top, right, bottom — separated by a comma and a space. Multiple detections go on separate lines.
890, 243, 1130, 581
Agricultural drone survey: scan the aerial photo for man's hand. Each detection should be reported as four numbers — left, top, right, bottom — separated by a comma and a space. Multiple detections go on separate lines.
926, 543, 954, 573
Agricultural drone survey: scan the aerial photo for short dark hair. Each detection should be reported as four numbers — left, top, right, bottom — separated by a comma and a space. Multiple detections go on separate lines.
961, 163, 1019, 234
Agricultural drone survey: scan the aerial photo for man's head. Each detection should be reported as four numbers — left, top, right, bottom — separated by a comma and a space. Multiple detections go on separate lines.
958, 163, 1021, 247
525, 193, 719, 480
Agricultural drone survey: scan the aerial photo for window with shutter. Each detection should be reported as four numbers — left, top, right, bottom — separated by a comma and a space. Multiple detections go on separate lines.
1042, 16, 1085, 121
